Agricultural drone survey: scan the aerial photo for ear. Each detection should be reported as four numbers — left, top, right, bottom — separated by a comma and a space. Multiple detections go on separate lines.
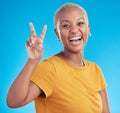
54, 28, 60, 40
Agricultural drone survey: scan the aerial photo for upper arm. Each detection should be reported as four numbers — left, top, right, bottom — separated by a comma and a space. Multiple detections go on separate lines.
99, 89, 110, 113
20, 81, 43, 106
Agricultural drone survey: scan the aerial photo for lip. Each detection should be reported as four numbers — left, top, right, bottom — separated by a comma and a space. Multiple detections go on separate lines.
69, 36, 83, 41
68, 36, 83, 46
69, 36, 82, 41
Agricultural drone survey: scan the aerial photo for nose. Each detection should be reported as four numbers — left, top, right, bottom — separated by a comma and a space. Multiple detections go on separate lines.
70, 25, 79, 35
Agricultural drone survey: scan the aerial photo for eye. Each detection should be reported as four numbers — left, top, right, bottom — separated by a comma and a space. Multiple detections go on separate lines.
62, 24, 70, 28
77, 22, 85, 26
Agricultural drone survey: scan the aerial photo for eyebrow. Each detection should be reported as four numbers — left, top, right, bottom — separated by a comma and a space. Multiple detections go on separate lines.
60, 17, 85, 23
77, 17, 85, 20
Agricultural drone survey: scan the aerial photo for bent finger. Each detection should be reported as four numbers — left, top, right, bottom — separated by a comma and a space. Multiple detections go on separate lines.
32, 44, 43, 52
29, 35, 37, 44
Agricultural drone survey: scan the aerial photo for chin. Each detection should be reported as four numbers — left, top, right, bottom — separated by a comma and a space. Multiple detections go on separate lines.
69, 48, 84, 54
70, 45, 84, 52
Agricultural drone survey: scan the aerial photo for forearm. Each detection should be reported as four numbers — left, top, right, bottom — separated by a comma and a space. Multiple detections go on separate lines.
99, 89, 110, 113
7, 58, 39, 107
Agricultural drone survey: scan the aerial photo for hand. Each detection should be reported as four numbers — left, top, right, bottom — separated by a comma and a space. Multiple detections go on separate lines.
26, 22, 47, 60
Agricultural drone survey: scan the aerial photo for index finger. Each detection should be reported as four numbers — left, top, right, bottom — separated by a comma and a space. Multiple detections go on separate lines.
39, 25, 47, 40
29, 22, 36, 37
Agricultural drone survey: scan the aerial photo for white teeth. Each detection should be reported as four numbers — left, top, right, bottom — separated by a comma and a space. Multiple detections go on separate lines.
69, 37, 81, 41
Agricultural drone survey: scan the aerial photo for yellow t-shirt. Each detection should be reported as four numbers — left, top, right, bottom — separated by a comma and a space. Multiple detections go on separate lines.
31, 56, 107, 113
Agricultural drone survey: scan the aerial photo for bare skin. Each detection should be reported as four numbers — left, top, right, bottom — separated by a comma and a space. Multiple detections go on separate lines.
55, 7, 89, 67
99, 89, 110, 113
7, 6, 110, 113
6, 23, 47, 107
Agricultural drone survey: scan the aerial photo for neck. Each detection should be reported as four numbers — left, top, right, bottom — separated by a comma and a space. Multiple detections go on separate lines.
59, 49, 84, 67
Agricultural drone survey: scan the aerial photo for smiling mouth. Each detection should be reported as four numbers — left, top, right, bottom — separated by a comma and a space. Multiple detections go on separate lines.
69, 36, 83, 46
69, 36, 83, 41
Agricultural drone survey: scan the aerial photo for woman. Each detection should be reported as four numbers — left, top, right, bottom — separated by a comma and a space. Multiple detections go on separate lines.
7, 3, 110, 113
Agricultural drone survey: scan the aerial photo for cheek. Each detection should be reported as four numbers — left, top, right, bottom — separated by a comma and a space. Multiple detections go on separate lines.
82, 27, 89, 44
60, 29, 69, 37
82, 26, 89, 37
82, 26, 88, 33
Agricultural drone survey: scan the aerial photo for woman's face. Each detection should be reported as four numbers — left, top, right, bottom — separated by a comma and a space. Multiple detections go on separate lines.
55, 7, 90, 53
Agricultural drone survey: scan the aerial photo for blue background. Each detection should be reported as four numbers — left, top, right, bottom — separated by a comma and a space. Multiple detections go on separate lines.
0, 0, 120, 113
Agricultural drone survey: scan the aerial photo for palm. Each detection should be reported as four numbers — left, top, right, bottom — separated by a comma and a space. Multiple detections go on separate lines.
26, 22, 47, 60
26, 40, 42, 59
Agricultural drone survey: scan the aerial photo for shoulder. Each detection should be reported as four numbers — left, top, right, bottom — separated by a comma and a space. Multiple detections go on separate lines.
34, 56, 57, 73
84, 59, 102, 72
39, 56, 58, 66
84, 59, 98, 67
41, 55, 64, 66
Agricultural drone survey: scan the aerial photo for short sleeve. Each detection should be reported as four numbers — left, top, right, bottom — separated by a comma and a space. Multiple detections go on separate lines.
96, 64, 107, 91
30, 59, 56, 98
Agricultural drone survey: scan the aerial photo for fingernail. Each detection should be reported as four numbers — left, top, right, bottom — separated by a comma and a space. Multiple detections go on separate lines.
29, 22, 32, 25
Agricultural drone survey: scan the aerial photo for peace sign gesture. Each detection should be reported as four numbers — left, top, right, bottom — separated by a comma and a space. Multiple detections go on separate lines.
26, 22, 47, 60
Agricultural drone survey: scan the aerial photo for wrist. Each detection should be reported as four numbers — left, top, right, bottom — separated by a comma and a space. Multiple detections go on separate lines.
27, 58, 40, 65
